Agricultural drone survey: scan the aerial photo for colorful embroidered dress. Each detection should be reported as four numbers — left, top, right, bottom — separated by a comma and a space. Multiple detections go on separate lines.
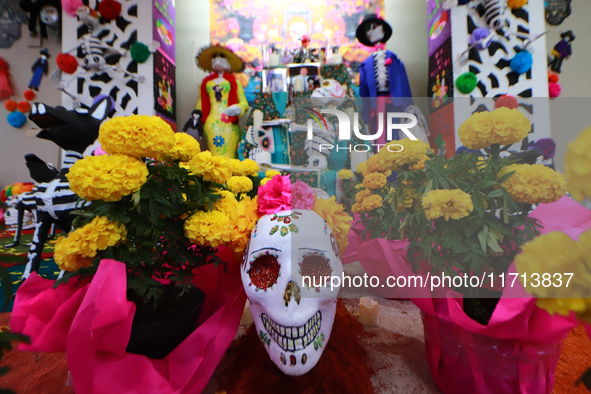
197, 78, 248, 158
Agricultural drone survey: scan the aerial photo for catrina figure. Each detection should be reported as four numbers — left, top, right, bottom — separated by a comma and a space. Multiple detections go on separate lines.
29, 48, 49, 91
195, 45, 248, 158
19, 0, 61, 38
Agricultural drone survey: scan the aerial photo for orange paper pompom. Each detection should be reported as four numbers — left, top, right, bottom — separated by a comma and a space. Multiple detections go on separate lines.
23, 89, 35, 101
17, 101, 31, 113
4, 99, 17, 112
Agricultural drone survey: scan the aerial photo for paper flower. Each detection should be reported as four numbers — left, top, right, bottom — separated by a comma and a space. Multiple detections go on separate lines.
292, 180, 315, 210
257, 175, 291, 215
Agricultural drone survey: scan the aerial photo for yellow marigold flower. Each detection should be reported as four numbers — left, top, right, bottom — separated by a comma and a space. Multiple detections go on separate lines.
338, 169, 354, 180
228, 196, 260, 256
351, 202, 363, 214
397, 188, 416, 212
564, 126, 591, 201
312, 196, 353, 255
458, 108, 530, 149
260, 177, 270, 186
232, 158, 260, 176
355, 189, 372, 203
54, 216, 126, 271
515, 231, 591, 322
184, 210, 232, 248
365, 155, 388, 174
227, 176, 253, 194
99, 115, 176, 158
67, 154, 148, 201
355, 161, 367, 174
189, 151, 214, 176
422, 189, 473, 221
213, 190, 238, 216
159, 133, 201, 162
363, 172, 387, 189
380, 140, 430, 170
410, 155, 429, 170
361, 194, 383, 212
202, 156, 233, 183
498, 164, 566, 204
355, 184, 365, 189
265, 170, 281, 178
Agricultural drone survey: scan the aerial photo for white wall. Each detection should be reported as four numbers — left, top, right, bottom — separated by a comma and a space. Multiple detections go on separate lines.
0, 25, 61, 187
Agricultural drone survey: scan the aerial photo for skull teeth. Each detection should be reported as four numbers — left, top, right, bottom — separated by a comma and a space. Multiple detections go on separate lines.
261, 312, 322, 352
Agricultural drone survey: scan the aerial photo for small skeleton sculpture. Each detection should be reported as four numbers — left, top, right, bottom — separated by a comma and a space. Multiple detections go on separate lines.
57, 6, 144, 89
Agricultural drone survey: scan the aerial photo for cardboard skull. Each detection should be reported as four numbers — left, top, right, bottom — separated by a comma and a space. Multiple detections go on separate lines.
241, 209, 342, 375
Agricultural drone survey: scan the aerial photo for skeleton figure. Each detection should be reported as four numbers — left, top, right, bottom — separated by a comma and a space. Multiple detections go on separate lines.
58, 6, 144, 89
242, 209, 342, 375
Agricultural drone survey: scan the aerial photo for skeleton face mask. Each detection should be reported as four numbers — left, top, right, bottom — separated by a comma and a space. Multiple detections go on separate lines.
241, 209, 342, 375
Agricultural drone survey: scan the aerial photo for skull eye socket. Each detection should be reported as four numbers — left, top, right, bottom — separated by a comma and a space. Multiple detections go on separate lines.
249, 254, 280, 289
300, 255, 331, 287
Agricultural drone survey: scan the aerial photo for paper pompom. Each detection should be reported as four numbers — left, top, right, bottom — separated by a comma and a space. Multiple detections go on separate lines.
495, 95, 519, 109
62, 0, 84, 17
23, 89, 35, 101
469, 28, 492, 50
130, 42, 151, 63
455, 72, 478, 94
98, 0, 122, 20
507, 0, 527, 8
4, 99, 17, 112
510, 51, 533, 74
548, 72, 559, 83
57, 53, 78, 74
549, 82, 561, 98
17, 101, 31, 113
7, 112, 26, 128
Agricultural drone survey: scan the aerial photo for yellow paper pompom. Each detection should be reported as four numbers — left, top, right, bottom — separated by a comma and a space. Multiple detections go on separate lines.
99, 115, 176, 158
564, 126, 591, 201
422, 189, 473, 221
338, 169, 354, 180
498, 164, 566, 204
159, 133, 201, 162
67, 154, 148, 201
312, 196, 353, 255
227, 176, 254, 194
363, 172, 387, 189
184, 210, 232, 248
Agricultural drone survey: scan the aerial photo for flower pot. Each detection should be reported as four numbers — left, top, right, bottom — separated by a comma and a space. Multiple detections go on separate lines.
421, 308, 564, 394
126, 286, 206, 359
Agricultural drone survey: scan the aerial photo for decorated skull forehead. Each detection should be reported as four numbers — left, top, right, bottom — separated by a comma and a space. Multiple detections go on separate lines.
241, 209, 342, 376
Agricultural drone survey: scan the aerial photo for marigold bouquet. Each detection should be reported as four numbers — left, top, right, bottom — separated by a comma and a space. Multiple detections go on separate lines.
353, 108, 567, 305
55, 115, 261, 307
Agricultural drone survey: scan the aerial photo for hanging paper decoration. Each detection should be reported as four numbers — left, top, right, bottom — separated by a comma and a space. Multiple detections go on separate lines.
494, 95, 519, 109
4, 99, 17, 112
24, 90, 36, 101
7, 112, 26, 128
510, 51, 533, 74
455, 72, 478, 94
17, 101, 31, 113
130, 42, 151, 63
0, 57, 12, 99
469, 28, 493, 50
56, 53, 78, 74
549, 82, 561, 98
61, 0, 84, 17
98, 0, 122, 21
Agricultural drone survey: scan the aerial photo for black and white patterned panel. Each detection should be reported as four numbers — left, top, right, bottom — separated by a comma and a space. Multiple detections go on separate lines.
74, 1, 140, 115
467, 4, 533, 98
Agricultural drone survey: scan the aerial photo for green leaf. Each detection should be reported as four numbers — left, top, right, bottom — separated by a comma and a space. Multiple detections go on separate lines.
471, 194, 485, 217
423, 178, 433, 196
477, 226, 489, 254
487, 232, 504, 254
496, 171, 516, 184
487, 189, 503, 198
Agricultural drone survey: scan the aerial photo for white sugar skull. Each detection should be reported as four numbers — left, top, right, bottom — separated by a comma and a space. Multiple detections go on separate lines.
311, 79, 346, 107
241, 209, 342, 375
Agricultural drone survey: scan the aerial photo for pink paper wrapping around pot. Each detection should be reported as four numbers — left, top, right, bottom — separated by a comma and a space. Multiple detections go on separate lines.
10, 248, 246, 394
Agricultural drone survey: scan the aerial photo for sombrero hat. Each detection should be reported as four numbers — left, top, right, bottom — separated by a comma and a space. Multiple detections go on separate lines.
355, 14, 392, 47
195, 44, 244, 73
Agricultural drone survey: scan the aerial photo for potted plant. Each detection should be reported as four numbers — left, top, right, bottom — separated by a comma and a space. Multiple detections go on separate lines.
10, 114, 261, 392
395, 107, 577, 394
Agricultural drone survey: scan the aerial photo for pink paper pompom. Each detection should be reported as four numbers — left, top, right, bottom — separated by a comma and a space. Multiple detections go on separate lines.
62, 0, 85, 17
93, 144, 108, 156
549, 82, 561, 98
494, 95, 519, 109
292, 180, 315, 210
257, 175, 291, 215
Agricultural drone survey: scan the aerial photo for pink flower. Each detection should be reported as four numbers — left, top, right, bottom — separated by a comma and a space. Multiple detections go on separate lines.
257, 175, 291, 215
292, 180, 315, 210
220, 113, 231, 124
